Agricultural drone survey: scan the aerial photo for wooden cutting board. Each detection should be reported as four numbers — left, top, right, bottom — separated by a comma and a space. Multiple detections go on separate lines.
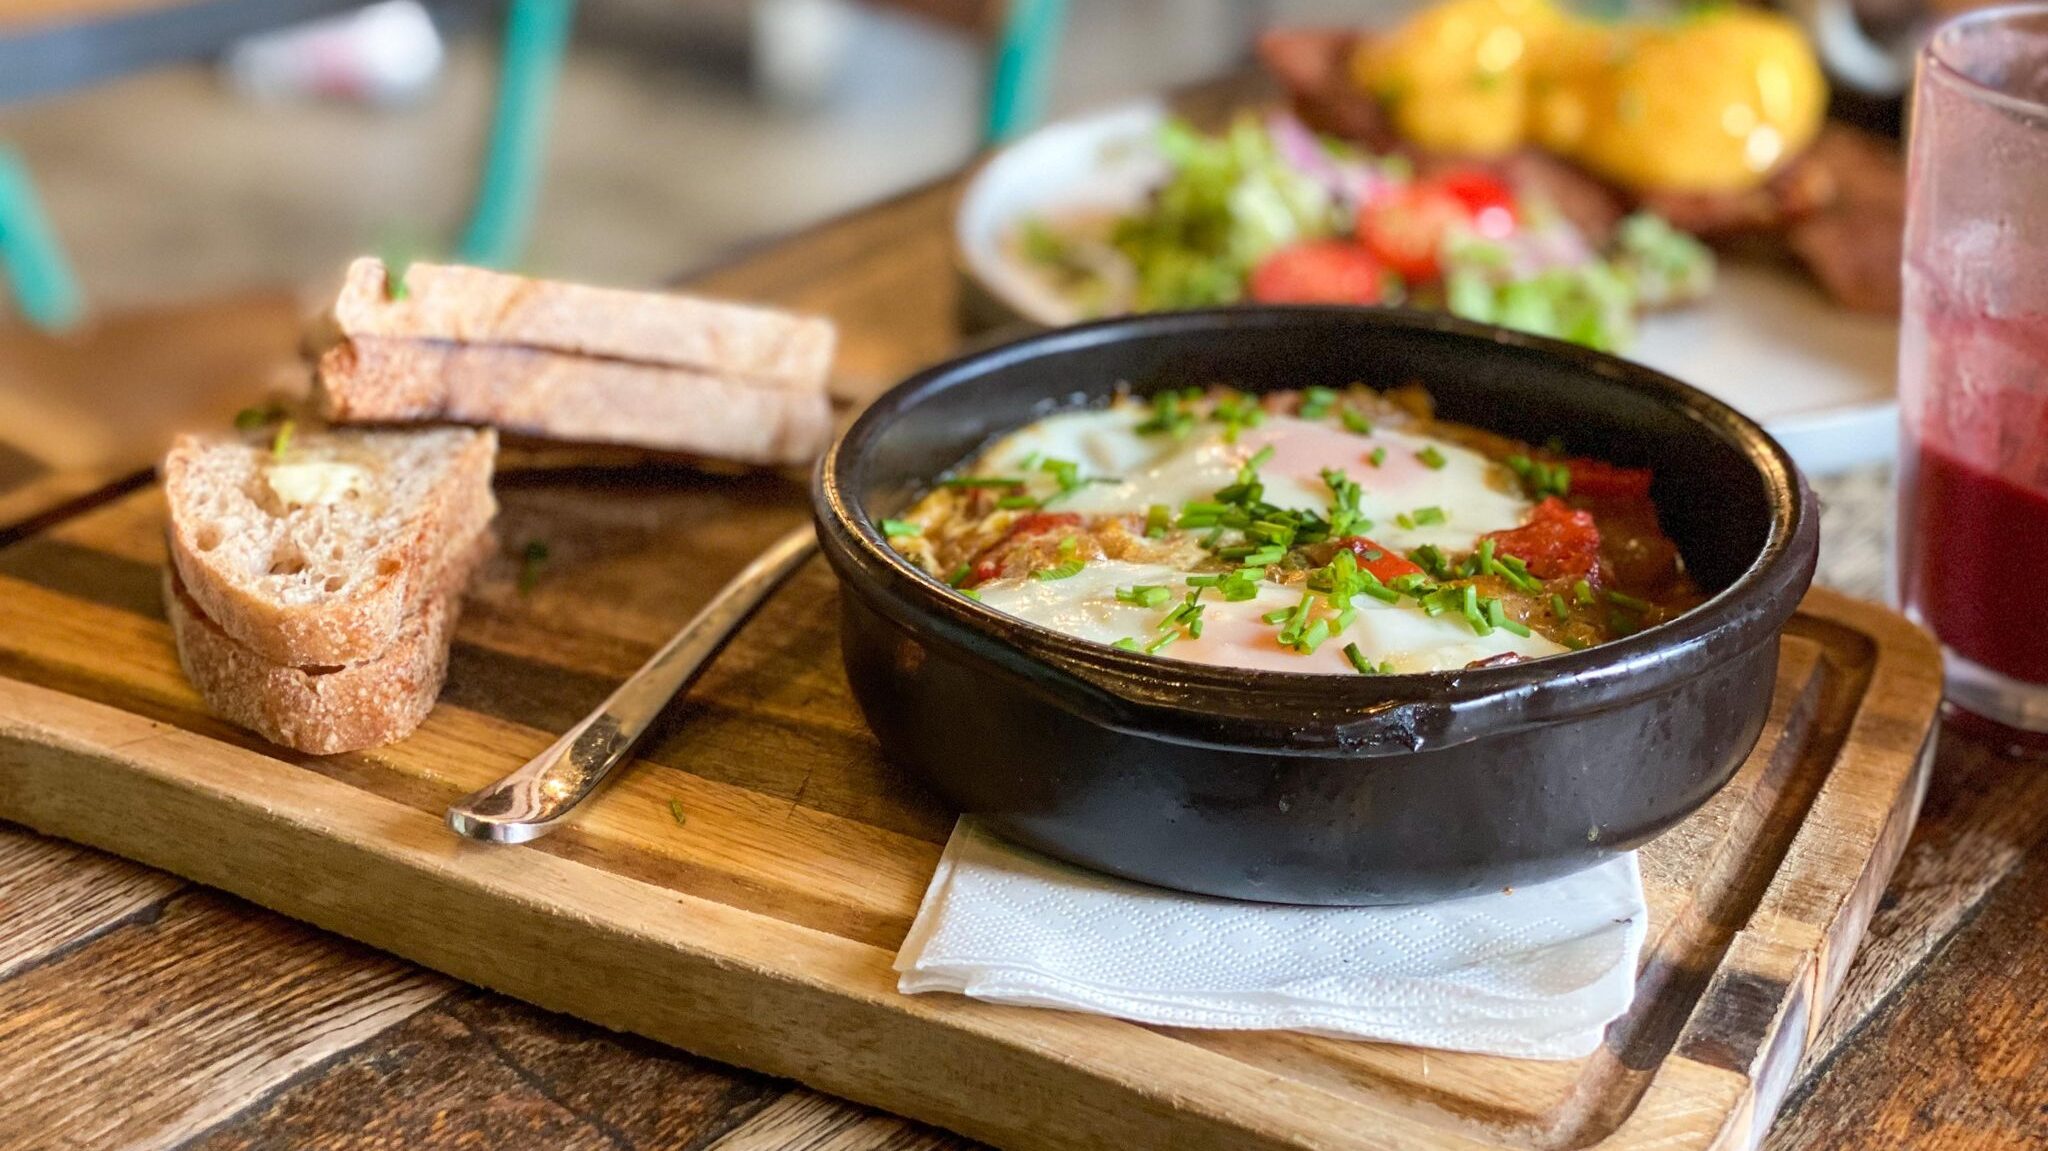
0, 469, 1941, 1151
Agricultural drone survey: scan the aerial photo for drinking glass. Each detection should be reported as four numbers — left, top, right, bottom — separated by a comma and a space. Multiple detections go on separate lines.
1897, 4, 2048, 732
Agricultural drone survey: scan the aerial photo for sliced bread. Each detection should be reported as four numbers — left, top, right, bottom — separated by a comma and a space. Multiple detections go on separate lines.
326, 257, 837, 388
317, 336, 833, 466
163, 424, 497, 667
166, 528, 493, 755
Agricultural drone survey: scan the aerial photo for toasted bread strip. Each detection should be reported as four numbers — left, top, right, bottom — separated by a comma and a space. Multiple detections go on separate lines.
164, 425, 497, 667
330, 258, 836, 389
166, 530, 493, 755
317, 337, 833, 466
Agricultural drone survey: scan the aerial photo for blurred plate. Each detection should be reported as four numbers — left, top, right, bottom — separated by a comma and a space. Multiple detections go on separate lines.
956, 101, 1899, 476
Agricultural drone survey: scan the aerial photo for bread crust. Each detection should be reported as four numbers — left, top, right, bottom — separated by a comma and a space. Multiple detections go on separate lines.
317, 337, 833, 466
163, 427, 498, 667
331, 258, 836, 389
165, 530, 493, 755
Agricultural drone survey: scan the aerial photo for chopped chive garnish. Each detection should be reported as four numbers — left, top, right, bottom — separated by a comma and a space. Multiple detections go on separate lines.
1368, 446, 1388, 468
234, 405, 281, 431
1299, 386, 1338, 420
947, 564, 973, 587
1117, 584, 1172, 608
1113, 636, 1141, 651
1461, 584, 1493, 636
943, 475, 1027, 489
1294, 618, 1333, 654
880, 519, 920, 538
386, 264, 410, 300
1146, 630, 1179, 654
1606, 589, 1653, 613
1486, 597, 1532, 637
1241, 545, 1287, 566
1145, 503, 1171, 538
959, 587, 983, 601
1550, 593, 1570, 622
1506, 454, 1572, 499
518, 540, 549, 595
1246, 444, 1276, 471
1344, 642, 1376, 674
668, 798, 687, 826
1573, 578, 1596, 605
271, 418, 295, 459
1033, 559, 1085, 581
1409, 506, 1447, 526
1341, 409, 1374, 435
1261, 606, 1294, 624
1416, 445, 1448, 470
996, 495, 1042, 510
1219, 574, 1260, 601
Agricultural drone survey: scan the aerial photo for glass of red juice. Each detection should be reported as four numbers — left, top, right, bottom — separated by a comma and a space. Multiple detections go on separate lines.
1898, 4, 2048, 732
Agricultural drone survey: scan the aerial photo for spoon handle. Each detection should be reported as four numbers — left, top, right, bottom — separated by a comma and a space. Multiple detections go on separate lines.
446, 523, 819, 842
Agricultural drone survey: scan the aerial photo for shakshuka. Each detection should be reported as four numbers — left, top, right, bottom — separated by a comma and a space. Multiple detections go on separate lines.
881, 384, 1701, 675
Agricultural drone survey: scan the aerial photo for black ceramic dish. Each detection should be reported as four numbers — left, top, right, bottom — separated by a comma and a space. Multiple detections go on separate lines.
814, 307, 1818, 905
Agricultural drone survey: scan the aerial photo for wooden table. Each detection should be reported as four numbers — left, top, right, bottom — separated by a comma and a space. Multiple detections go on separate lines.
4, 106, 2046, 1151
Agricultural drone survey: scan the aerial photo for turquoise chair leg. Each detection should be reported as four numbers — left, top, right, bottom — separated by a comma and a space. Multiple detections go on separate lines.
457, 0, 577, 268
0, 145, 83, 330
984, 0, 1068, 144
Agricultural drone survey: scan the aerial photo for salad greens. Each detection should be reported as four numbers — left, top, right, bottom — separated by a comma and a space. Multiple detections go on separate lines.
1017, 114, 1717, 352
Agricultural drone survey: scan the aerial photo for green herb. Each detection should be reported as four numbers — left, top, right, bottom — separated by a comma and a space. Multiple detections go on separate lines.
518, 540, 549, 595
1551, 593, 1571, 622
1506, 454, 1572, 499
386, 263, 410, 301
1343, 642, 1376, 674
1486, 597, 1532, 637
1113, 636, 1142, 651
1606, 589, 1654, 613
1416, 445, 1448, 470
959, 587, 983, 602
1136, 390, 1198, 438
880, 519, 920, 538
1461, 584, 1494, 636
668, 798, 687, 827
1033, 558, 1086, 581
1573, 578, 1596, 605
943, 476, 1026, 489
1409, 506, 1446, 527
1408, 544, 1456, 581
233, 404, 283, 431
1341, 409, 1374, 436
1211, 390, 1267, 442
1368, 446, 1388, 468
996, 495, 1043, 510
1145, 503, 1172, 538
1117, 584, 1173, 608
946, 564, 973, 588
1299, 386, 1338, 420
1145, 629, 1179, 654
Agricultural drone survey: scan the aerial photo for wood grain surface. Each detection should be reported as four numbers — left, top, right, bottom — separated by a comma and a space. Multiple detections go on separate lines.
0, 440, 1939, 1151
0, 72, 2038, 1151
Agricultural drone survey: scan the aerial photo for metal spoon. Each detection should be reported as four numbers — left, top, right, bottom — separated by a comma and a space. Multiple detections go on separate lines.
446, 523, 819, 843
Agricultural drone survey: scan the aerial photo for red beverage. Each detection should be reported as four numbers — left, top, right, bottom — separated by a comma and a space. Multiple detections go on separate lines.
1896, 11, 2048, 732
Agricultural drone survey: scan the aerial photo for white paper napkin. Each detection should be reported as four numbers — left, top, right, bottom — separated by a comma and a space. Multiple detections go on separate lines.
896, 819, 1648, 1060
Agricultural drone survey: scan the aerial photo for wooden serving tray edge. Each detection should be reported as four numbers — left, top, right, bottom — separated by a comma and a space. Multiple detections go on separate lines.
0, 586, 1942, 1151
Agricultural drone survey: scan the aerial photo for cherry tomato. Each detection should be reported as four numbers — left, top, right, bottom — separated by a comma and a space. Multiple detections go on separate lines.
1248, 242, 1387, 305
1334, 536, 1426, 583
1485, 497, 1601, 581
1563, 459, 1655, 500
1356, 183, 1471, 284
1432, 169, 1518, 240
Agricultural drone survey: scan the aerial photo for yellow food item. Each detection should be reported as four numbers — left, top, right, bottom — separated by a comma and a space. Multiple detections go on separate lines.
1574, 10, 1828, 192
1351, 0, 1566, 156
1349, 2, 1827, 193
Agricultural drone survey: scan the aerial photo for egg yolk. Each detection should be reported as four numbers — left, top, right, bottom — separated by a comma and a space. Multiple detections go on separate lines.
1351, 3, 1827, 193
